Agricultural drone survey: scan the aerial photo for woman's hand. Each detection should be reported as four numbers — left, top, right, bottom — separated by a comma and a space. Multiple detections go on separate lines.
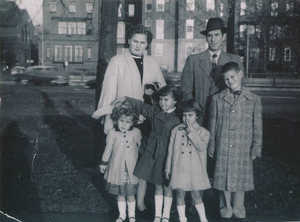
144, 88, 154, 96
99, 165, 107, 173
165, 172, 170, 180
250, 155, 256, 160
111, 97, 126, 106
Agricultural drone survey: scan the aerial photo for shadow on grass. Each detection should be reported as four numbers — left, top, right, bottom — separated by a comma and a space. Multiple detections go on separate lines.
0, 121, 41, 216
39, 91, 116, 218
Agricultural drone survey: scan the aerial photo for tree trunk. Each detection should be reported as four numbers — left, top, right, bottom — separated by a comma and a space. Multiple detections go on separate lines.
95, 0, 119, 108
94, 0, 119, 165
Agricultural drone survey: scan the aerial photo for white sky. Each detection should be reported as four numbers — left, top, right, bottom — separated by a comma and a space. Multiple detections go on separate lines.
17, 0, 43, 26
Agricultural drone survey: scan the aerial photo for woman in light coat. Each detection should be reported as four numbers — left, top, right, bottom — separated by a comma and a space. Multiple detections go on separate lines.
94, 24, 166, 213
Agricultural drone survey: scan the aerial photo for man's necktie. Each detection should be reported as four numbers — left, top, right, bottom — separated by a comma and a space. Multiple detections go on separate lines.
212, 54, 217, 69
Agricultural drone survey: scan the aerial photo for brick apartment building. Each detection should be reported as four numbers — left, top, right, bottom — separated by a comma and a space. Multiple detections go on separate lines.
0, 0, 35, 69
41, 0, 99, 72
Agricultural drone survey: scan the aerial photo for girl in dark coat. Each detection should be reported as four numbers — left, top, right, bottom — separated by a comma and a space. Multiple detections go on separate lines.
112, 85, 183, 222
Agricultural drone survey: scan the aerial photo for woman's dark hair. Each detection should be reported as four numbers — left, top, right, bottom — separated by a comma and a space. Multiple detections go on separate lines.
179, 99, 203, 117
126, 24, 153, 45
111, 101, 139, 124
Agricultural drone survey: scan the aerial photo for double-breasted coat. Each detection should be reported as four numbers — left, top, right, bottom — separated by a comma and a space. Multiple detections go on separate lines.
101, 127, 142, 186
165, 123, 211, 191
181, 50, 244, 127
125, 97, 181, 186
96, 51, 166, 134
208, 88, 263, 192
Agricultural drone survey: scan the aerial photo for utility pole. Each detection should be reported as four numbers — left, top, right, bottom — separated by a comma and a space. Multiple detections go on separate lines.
227, 0, 235, 54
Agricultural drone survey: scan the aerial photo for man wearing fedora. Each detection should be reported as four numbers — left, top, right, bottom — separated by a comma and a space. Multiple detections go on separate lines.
180, 17, 244, 128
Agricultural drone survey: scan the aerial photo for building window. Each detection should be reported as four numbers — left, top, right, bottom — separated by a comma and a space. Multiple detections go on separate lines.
77, 22, 86, 35
239, 24, 246, 40
156, 0, 164, 12
46, 47, 50, 59
87, 48, 92, 60
220, 3, 224, 17
145, 19, 152, 27
206, 0, 215, 11
156, 20, 164, 39
256, 0, 263, 13
269, 48, 275, 61
186, 19, 194, 39
55, 45, 63, 61
49, 2, 56, 12
286, 1, 294, 16
58, 22, 67, 34
186, 0, 195, 11
156, 43, 163, 57
64, 45, 73, 62
255, 25, 261, 39
270, 25, 277, 40
118, 3, 123, 17
68, 22, 77, 35
69, 2, 76, 13
75, 46, 83, 62
86, 3, 93, 13
271, 1, 278, 16
128, 4, 135, 17
145, 0, 153, 12
284, 47, 291, 61
240, 0, 246, 16
117, 21, 125, 38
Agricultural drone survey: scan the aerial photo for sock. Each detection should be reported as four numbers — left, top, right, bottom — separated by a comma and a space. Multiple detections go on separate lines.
162, 196, 173, 219
127, 200, 136, 218
117, 201, 126, 220
154, 195, 163, 218
195, 202, 208, 222
177, 205, 187, 221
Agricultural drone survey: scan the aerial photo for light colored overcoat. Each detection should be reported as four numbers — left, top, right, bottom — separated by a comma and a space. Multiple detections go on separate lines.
165, 123, 211, 191
208, 88, 263, 192
101, 127, 142, 185
97, 51, 166, 133
181, 49, 244, 127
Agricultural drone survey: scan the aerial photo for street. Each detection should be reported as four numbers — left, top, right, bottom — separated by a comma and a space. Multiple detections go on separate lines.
0, 82, 300, 222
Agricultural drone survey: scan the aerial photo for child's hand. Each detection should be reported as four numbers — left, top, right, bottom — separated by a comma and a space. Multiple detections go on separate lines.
111, 97, 126, 106
99, 165, 107, 173
208, 152, 214, 158
250, 155, 256, 160
184, 120, 195, 133
165, 172, 170, 180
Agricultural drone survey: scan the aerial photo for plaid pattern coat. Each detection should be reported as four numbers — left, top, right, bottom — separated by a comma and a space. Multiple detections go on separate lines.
208, 88, 262, 192
165, 123, 211, 191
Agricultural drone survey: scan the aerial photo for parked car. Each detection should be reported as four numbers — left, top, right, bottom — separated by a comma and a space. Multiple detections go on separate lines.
12, 66, 69, 85
84, 72, 182, 89
11, 66, 26, 75
68, 69, 96, 85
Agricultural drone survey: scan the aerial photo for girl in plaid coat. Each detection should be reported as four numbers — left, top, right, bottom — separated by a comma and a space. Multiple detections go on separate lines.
100, 102, 142, 222
165, 99, 211, 222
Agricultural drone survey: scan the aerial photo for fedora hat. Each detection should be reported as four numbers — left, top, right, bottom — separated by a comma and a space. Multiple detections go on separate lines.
200, 17, 227, 35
